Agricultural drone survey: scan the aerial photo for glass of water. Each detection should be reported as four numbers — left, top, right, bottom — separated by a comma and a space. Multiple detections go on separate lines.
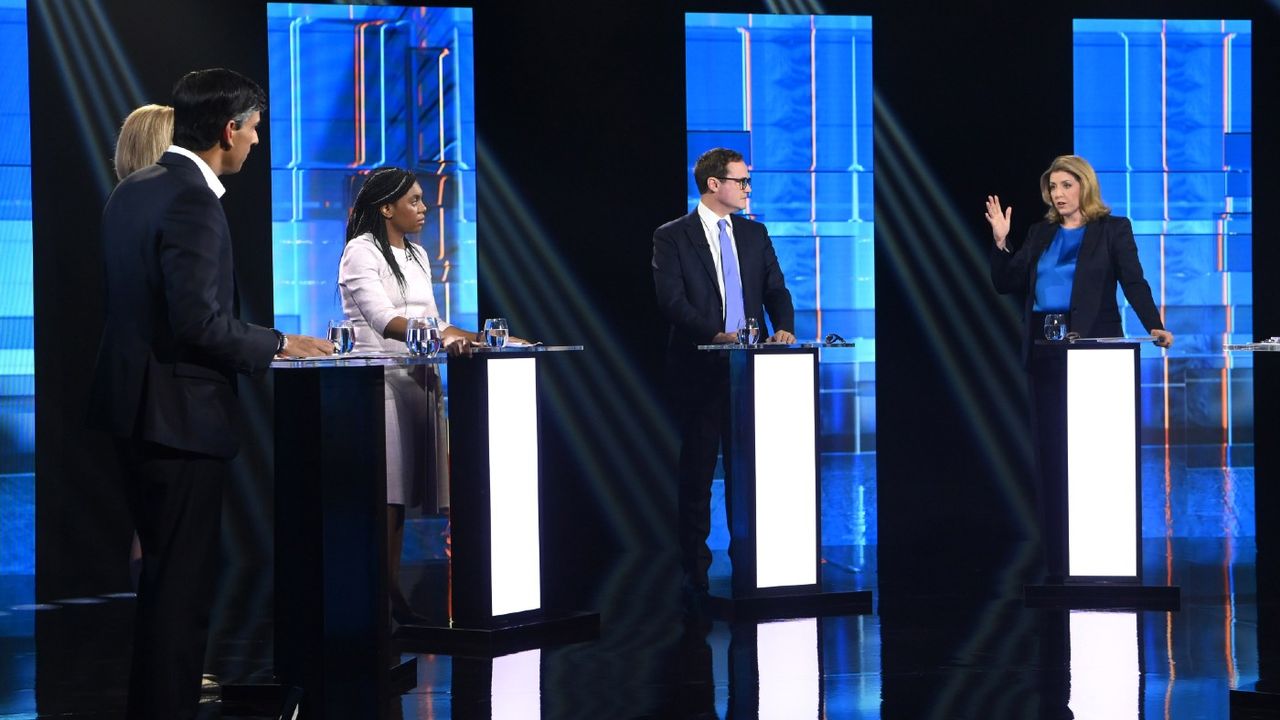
405, 317, 441, 356
737, 317, 760, 346
327, 319, 354, 354
483, 317, 509, 348
1043, 313, 1067, 342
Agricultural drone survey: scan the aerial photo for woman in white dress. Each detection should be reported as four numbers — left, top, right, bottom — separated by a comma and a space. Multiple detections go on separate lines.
338, 167, 476, 623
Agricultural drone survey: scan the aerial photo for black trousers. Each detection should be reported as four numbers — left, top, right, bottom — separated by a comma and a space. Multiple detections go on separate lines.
117, 439, 225, 720
674, 366, 734, 590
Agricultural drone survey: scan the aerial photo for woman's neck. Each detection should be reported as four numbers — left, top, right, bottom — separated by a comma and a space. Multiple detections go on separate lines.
386, 226, 406, 249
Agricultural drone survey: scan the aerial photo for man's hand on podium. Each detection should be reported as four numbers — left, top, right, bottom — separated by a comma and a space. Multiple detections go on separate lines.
767, 329, 796, 344
278, 334, 334, 359
1151, 329, 1174, 348
713, 332, 738, 344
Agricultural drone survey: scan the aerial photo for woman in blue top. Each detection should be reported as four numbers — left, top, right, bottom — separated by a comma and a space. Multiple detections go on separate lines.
986, 154, 1174, 352
984, 155, 1173, 582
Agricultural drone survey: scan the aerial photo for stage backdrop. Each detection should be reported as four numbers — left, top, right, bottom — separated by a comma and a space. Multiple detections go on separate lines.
267, 4, 477, 339
685, 13, 876, 559
0, 0, 33, 577
1075, 18, 1255, 540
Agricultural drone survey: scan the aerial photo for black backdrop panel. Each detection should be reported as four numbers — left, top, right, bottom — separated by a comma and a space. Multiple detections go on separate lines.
30, 0, 276, 602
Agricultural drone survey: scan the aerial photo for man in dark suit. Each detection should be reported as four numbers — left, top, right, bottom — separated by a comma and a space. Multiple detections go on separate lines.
88, 68, 330, 719
652, 147, 795, 595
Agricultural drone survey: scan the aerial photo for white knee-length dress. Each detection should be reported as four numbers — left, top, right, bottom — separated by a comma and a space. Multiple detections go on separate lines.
338, 233, 449, 509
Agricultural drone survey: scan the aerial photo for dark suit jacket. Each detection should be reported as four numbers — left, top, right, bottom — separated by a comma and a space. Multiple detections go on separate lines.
652, 209, 795, 389
991, 213, 1164, 362
89, 151, 278, 459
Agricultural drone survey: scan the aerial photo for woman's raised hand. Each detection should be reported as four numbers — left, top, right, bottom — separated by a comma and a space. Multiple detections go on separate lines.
985, 195, 1012, 250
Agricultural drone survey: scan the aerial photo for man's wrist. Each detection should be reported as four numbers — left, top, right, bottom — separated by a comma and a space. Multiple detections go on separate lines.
272, 329, 287, 354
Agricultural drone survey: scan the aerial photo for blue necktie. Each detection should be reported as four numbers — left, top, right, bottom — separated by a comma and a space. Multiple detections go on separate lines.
718, 218, 745, 333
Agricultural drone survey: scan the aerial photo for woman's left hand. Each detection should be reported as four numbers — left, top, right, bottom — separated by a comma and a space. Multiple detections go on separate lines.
1151, 329, 1174, 348
444, 335, 474, 357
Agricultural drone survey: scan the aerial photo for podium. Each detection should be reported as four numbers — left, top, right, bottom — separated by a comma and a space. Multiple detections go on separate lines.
1023, 340, 1179, 609
1225, 341, 1280, 717
265, 354, 433, 718
699, 343, 872, 619
394, 346, 599, 656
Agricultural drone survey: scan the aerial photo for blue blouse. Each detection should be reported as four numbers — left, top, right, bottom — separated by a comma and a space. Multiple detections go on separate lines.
1033, 225, 1086, 312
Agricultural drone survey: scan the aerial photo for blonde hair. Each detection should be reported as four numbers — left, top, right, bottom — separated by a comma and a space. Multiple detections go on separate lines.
113, 104, 174, 181
1039, 154, 1110, 224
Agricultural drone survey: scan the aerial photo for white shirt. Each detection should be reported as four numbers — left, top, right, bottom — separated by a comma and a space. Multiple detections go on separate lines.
165, 144, 225, 198
338, 233, 451, 353
695, 201, 743, 320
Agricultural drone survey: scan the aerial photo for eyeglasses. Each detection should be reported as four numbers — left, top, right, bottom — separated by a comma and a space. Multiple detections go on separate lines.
714, 176, 752, 189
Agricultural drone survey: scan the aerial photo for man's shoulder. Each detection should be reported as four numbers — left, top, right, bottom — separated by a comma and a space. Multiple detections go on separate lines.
730, 213, 768, 239
104, 163, 218, 229
114, 157, 203, 195
655, 210, 699, 235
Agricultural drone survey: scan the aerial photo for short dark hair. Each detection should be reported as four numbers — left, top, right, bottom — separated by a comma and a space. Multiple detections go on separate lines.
693, 147, 744, 194
171, 68, 266, 151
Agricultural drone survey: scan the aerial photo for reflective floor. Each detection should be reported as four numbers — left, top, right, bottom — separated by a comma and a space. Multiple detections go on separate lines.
0, 537, 1269, 719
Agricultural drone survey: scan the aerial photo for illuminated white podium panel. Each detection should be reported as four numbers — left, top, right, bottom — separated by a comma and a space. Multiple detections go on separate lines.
1026, 341, 1178, 609
702, 343, 871, 619
1064, 346, 1141, 580
396, 346, 599, 657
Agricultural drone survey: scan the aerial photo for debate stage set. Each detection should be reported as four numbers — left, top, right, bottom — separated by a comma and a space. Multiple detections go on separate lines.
1, 1, 1278, 718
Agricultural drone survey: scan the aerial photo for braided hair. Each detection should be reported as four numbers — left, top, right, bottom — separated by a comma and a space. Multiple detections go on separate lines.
345, 167, 427, 295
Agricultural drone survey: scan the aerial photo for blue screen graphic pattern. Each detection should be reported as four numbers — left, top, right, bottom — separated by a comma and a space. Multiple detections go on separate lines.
1075, 19, 1252, 538
268, 4, 476, 338
686, 13, 874, 547
0, 0, 32, 575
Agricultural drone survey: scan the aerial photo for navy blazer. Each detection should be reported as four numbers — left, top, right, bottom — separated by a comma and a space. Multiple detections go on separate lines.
88, 152, 278, 458
991, 213, 1164, 360
652, 209, 795, 382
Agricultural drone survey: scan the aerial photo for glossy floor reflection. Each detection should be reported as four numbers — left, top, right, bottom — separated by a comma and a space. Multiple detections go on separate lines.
0, 537, 1268, 719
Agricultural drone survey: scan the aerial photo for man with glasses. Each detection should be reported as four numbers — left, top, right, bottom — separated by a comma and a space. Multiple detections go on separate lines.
652, 147, 796, 602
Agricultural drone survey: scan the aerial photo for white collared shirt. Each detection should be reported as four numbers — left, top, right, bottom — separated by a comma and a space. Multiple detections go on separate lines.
165, 144, 226, 198
695, 201, 743, 317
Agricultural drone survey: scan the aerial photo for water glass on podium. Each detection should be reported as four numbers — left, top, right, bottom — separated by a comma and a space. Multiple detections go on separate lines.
406, 317, 442, 356
483, 318, 509, 348
1044, 313, 1067, 342
328, 319, 354, 354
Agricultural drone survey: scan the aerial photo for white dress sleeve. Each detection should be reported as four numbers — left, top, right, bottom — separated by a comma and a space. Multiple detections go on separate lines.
338, 237, 402, 336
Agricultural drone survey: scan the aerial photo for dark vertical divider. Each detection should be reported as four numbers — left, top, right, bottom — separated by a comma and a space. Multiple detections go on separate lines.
30, 0, 274, 604
1249, 3, 1280, 704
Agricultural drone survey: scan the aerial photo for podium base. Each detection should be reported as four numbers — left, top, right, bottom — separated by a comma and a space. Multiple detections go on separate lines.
221, 657, 417, 716
1231, 684, 1280, 719
394, 610, 599, 658
708, 589, 872, 621
1024, 583, 1180, 610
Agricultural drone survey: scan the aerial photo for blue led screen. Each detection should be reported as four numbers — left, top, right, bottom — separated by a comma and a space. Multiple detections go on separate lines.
686, 13, 875, 547
1075, 19, 1253, 538
0, 0, 33, 575
268, 4, 476, 338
